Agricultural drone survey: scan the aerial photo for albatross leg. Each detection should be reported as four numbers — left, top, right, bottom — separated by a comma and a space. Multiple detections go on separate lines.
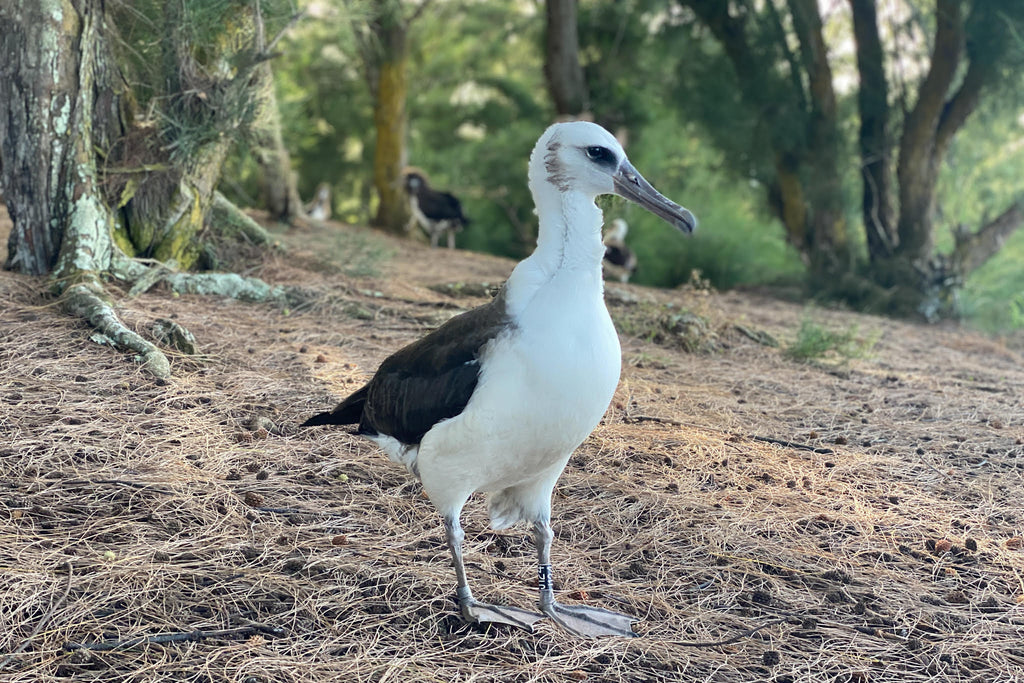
532, 520, 638, 638
444, 516, 544, 631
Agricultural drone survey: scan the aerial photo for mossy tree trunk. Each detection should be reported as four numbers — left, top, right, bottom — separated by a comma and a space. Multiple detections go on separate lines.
370, 41, 410, 235
356, 0, 432, 236
0, 0, 284, 377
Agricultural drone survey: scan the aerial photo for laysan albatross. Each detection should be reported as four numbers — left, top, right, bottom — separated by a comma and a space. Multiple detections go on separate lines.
602, 218, 638, 283
404, 171, 470, 249
303, 121, 696, 638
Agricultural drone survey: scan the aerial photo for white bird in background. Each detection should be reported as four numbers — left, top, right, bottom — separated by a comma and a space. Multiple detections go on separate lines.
305, 183, 331, 221
602, 218, 638, 283
303, 121, 696, 638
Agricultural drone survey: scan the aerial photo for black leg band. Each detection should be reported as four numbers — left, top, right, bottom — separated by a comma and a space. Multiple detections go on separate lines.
538, 563, 553, 592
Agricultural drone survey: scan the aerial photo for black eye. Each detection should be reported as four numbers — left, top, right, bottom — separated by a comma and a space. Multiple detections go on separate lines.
585, 146, 616, 167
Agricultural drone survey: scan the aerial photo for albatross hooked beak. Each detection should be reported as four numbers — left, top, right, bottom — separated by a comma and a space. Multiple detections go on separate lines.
613, 160, 696, 234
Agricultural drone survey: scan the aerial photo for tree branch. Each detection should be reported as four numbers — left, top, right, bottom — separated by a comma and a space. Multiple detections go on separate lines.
765, 0, 808, 115
849, 0, 895, 260
934, 0, 1006, 158
407, 0, 435, 25
65, 624, 285, 652
786, 0, 836, 121
896, 0, 962, 168
952, 197, 1024, 276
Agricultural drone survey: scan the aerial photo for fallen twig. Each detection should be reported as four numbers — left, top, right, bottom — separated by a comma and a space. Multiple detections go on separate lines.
669, 617, 788, 648
748, 435, 834, 454
624, 414, 686, 427
64, 624, 285, 652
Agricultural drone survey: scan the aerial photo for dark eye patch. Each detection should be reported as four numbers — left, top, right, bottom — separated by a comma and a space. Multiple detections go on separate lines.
584, 146, 617, 168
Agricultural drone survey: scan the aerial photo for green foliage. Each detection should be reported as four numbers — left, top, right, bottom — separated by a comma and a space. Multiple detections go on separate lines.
620, 115, 805, 290
231, 0, 1024, 333
783, 316, 878, 364
111, 0, 297, 161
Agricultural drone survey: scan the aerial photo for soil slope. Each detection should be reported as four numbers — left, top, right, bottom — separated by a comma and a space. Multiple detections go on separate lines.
2, 212, 1023, 682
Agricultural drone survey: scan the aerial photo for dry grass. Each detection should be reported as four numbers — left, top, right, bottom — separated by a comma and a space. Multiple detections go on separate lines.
2, 210, 1024, 682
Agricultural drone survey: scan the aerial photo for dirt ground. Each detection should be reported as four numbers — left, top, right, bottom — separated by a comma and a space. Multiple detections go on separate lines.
1, 208, 1023, 682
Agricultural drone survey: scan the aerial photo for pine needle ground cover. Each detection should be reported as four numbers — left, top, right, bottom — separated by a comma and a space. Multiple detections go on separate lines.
2, 210, 1023, 682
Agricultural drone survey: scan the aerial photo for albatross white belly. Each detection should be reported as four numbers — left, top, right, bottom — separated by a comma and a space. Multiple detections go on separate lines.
416, 280, 621, 525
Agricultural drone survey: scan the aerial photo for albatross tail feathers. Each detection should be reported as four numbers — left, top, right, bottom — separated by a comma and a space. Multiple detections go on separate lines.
300, 384, 368, 427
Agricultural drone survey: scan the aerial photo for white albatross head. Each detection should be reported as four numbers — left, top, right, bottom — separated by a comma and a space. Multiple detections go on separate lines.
528, 121, 696, 234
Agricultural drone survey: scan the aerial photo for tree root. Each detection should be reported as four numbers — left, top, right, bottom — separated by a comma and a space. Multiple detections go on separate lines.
63, 252, 286, 378
61, 279, 173, 378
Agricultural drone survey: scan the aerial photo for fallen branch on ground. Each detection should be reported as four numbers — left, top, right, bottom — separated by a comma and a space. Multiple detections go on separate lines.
64, 624, 285, 652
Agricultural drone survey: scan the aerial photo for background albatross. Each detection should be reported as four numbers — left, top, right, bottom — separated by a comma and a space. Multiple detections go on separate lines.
303, 121, 696, 638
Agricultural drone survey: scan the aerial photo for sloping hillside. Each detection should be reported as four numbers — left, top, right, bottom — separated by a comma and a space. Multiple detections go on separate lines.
2, 213, 1023, 682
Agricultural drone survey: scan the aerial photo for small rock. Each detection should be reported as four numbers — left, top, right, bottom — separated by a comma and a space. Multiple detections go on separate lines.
762, 650, 781, 666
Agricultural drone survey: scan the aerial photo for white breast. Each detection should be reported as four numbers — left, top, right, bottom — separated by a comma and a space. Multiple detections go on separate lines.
414, 266, 621, 516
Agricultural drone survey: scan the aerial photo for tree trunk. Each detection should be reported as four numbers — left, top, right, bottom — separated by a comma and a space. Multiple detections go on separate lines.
849, 0, 896, 261
359, 1, 411, 236
0, 0, 285, 377
252, 61, 304, 223
544, 0, 588, 118
788, 0, 850, 281
371, 45, 410, 234
0, 1, 84, 275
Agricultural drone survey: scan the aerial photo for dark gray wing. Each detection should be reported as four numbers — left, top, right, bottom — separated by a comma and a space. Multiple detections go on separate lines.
304, 289, 510, 444
419, 189, 469, 225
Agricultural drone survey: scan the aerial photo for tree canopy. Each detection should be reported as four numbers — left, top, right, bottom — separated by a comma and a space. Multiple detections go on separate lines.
3, 0, 1024, 346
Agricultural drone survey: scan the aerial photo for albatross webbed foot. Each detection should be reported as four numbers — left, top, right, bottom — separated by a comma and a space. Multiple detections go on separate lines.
542, 601, 638, 638
460, 598, 545, 632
